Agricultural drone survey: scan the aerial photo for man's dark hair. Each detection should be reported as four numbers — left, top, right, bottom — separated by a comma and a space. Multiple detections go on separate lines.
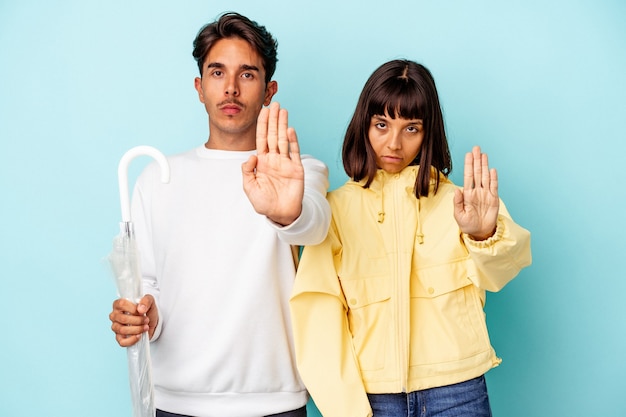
192, 12, 278, 84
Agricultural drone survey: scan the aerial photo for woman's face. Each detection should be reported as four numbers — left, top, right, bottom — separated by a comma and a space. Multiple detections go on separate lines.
368, 112, 424, 173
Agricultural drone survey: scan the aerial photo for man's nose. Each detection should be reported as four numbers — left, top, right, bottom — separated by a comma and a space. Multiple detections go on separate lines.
225, 76, 239, 96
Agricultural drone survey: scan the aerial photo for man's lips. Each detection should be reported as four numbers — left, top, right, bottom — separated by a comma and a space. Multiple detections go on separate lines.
218, 101, 244, 115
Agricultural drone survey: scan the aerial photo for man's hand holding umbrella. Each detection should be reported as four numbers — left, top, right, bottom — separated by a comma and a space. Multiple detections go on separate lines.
110, 295, 158, 347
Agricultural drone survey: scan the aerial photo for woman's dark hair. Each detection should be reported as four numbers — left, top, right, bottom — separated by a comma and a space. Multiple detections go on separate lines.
192, 12, 278, 84
342, 60, 452, 198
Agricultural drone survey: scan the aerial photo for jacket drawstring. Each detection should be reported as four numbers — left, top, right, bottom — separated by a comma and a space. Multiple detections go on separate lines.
406, 184, 424, 244
416, 197, 424, 244
377, 174, 385, 223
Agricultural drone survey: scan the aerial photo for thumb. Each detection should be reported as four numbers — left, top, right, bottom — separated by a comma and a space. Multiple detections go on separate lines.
453, 188, 464, 212
138, 295, 159, 338
137, 294, 154, 315
241, 155, 258, 177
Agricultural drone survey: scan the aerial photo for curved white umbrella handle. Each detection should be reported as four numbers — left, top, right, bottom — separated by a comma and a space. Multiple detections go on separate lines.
118, 145, 170, 223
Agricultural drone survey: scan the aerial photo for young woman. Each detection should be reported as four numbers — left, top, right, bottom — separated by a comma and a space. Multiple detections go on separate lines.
290, 60, 531, 417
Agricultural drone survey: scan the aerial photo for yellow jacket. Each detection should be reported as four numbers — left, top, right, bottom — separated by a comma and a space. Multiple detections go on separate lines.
290, 166, 532, 417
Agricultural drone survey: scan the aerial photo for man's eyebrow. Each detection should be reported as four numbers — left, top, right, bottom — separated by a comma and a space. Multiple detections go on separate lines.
205, 62, 260, 72
240, 64, 260, 72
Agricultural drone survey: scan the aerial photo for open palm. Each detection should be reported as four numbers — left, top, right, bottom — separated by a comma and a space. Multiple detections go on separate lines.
453, 146, 500, 241
242, 102, 304, 226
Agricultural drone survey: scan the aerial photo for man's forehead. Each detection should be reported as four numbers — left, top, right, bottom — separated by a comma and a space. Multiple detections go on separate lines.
206, 38, 263, 65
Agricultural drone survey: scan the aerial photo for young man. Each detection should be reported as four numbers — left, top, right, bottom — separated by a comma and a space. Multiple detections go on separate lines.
109, 12, 330, 417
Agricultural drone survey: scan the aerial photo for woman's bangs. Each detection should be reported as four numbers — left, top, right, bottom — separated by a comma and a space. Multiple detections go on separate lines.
370, 80, 427, 120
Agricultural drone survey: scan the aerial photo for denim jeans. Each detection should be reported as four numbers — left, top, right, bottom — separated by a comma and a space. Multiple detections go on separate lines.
367, 376, 492, 417
156, 405, 307, 417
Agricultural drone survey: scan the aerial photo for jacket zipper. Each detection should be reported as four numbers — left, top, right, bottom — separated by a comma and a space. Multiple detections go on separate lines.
392, 177, 409, 392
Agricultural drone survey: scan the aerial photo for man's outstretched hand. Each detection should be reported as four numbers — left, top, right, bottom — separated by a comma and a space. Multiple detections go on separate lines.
242, 102, 305, 226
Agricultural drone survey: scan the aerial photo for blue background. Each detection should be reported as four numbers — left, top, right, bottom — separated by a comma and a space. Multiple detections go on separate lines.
1, 1, 625, 416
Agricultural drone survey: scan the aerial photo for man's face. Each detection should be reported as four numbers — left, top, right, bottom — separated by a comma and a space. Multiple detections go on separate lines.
194, 37, 277, 149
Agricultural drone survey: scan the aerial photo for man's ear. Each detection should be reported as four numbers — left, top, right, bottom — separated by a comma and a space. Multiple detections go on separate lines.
194, 77, 205, 103
263, 81, 278, 106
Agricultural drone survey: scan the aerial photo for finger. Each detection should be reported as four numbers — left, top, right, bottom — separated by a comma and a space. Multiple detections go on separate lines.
111, 309, 148, 327
481, 152, 490, 190
472, 146, 482, 188
112, 325, 148, 350
256, 105, 270, 154
277, 108, 289, 156
267, 102, 280, 153
490, 168, 498, 198
463, 151, 474, 190
116, 333, 142, 347
112, 320, 148, 335
287, 127, 301, 164
112, 298, 138, 314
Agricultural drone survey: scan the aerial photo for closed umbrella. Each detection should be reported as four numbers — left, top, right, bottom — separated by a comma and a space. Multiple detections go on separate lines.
108, 146, 170, 417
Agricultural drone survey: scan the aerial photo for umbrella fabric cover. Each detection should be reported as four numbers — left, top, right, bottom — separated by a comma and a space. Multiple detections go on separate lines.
109, 222, 155, 417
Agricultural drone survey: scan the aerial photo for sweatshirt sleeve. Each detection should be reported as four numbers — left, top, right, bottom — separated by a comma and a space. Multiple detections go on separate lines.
290, 220, 373, 417
463, 201, 532, 292
269, 155, 331, 246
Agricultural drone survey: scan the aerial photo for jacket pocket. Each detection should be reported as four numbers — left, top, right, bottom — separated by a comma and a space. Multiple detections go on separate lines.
411, 257, 473, 297
409, 259, 490, 366
340, 276, 391, 371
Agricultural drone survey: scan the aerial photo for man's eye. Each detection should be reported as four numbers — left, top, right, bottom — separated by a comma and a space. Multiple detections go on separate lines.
242, 73, 253, 79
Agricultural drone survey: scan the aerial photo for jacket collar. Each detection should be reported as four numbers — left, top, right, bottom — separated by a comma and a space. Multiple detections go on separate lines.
357, 166, 448, 193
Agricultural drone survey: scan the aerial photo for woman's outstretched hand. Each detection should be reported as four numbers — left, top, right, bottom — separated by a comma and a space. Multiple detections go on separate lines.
453, 146, 500, 241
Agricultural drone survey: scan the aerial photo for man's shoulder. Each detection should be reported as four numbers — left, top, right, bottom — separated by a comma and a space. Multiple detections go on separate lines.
167, 146, 200, 162
300, 154, 328, 172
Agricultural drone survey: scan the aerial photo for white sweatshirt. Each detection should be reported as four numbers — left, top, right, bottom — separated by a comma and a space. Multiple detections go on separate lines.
131, 145, 330, 417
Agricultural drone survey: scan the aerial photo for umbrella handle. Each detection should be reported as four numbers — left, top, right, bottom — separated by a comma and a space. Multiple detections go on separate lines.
118, 145, 170, 223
